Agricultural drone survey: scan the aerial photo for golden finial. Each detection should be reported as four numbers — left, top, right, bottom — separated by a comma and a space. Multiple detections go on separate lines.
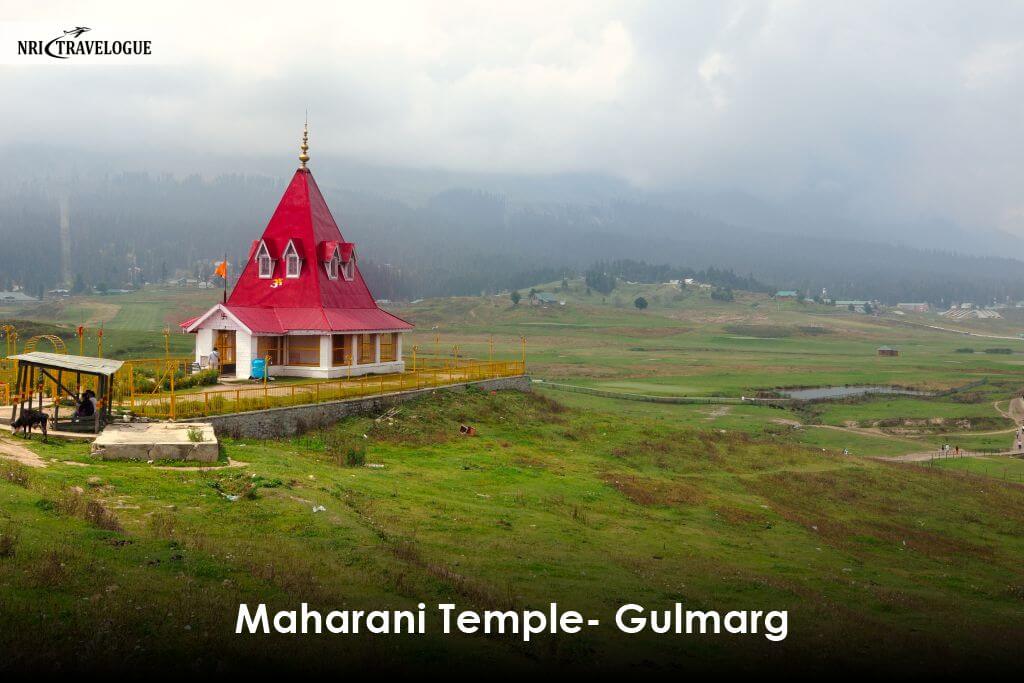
299, 119, 310, 169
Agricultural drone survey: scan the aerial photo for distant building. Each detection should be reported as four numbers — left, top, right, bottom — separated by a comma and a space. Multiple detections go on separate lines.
835, 300, 870, 313
877, 346, 899, 357
0, 290, 38, 302
940, 308, 1002, 320
774, 290, 798, 300
897, 302, 929, 313
530, 292, 562, 306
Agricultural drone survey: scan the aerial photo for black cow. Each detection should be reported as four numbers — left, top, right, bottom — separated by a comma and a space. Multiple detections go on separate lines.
12, 409, 48, 441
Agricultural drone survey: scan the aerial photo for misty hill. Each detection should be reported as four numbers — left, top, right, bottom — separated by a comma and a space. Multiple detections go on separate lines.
0, 148, 1022, 305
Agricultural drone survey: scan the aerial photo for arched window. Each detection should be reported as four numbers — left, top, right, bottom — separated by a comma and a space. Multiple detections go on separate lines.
283, 241, 302, 278
255, 241, 273, 279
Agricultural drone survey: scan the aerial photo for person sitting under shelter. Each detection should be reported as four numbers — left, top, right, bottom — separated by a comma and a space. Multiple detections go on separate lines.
76, 389, 96, 419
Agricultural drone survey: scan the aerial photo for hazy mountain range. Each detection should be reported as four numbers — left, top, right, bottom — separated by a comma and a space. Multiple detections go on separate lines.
0, 145, 1021, 305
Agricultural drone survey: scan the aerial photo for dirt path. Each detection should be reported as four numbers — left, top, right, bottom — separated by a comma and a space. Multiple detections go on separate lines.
877, 449, 1019, 463
1009, 397, 1024, 424
0, 436, 47, 468
888, 318, 1024, 342
813, 423, 924, 445
994, 400, 1010, 419
815, 397, 1024, 446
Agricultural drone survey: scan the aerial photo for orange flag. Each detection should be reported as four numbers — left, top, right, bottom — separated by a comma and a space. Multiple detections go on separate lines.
214, 260, 227, 278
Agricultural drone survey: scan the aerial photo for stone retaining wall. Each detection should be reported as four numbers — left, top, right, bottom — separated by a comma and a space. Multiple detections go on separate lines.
182, 375, 532, 439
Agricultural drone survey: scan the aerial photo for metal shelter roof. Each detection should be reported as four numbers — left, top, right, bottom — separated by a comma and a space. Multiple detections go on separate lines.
9, 352, 124, 376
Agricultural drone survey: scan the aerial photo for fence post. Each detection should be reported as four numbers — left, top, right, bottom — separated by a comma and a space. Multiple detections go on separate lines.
169, 365, 176, 421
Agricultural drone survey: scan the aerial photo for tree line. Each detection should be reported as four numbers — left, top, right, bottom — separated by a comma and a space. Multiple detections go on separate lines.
3, 171, 1024, 306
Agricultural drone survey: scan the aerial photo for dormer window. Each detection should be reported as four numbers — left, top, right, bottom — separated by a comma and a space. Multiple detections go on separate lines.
255, 241, 273, 279
337, 242, 356, 281
324, 246, 340, 280
283, 241, 302, 278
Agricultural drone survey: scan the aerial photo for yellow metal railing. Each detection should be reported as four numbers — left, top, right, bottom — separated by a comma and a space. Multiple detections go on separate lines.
127, 359, 525, 420
0, 358, 16, 390
0, 337, 530, 417
0, 355, 196, 408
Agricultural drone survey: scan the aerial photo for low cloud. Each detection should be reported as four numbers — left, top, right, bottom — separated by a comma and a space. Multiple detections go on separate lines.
2, 0, 1022, 233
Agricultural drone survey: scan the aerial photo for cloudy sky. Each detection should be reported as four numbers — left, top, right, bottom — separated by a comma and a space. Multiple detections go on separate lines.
3, 1, 1023, 233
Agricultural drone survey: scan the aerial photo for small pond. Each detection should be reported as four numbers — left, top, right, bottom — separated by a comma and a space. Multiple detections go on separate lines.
781, 385, 929, 400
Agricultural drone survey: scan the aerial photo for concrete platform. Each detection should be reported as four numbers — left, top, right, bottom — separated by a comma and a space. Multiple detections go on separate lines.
91, 423, 219, 462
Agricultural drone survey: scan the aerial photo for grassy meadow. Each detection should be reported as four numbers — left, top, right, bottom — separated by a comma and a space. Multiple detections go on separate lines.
2, 281, 1024, 672
2, 389, 1024, 673
0, 287, 219, 358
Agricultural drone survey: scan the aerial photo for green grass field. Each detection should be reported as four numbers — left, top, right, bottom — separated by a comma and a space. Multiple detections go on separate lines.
931, 453, 1024, 481
3, 282, 1024, 671
1, 287, 219, 358
2, 389, 1024, 672
388, 279, 1024, 462
6, 281, 1024, 459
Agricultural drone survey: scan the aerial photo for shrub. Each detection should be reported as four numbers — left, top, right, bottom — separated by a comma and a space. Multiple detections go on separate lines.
325, 432, 367, 467
0, 522, 19, 558
44, 488, 123, 532
149, 511, 177, 540
711, 286, 734, 302
83, 499, 123, 532
31, 548, 68, 587
161, 368, 219, 391
955, 347, 975, 353
984, 348, 1013, 354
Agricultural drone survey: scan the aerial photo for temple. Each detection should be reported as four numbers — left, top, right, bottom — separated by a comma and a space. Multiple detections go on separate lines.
180, 125, 413, 379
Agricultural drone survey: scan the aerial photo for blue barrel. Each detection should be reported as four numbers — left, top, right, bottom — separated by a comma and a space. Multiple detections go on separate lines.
251, 357, 266, 380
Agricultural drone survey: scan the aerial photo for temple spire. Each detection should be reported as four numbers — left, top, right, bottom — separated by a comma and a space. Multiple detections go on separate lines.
298, 119, 310, 170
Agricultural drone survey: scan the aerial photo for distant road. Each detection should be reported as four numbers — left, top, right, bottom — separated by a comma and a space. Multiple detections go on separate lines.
876, 449, 1019, 462
887, 317, 1023, 342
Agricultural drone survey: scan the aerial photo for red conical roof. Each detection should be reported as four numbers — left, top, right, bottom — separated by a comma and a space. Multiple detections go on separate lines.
189, 169, 412, 334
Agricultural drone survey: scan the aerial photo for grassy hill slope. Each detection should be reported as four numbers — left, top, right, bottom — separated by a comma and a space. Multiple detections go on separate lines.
1, 389, 1022, 673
